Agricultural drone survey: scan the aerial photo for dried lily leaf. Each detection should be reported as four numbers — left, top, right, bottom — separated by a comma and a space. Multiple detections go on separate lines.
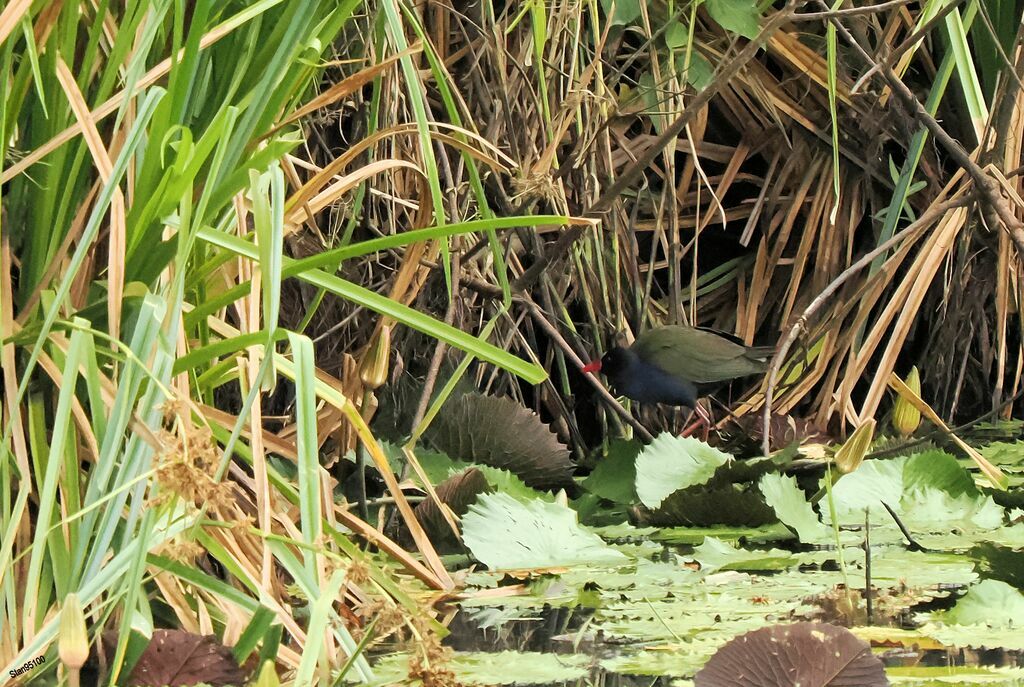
694, 621, 888, 686
414, 467, 492, 545
424, 393, 574, 490
106, 629, 248, 687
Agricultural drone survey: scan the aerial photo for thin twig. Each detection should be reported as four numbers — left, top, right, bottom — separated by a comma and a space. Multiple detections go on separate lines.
795, 0, 914, 20
410, 252, 461, 435
520, 298, 654, 442
880, 501, 926, 551
864, 508, 873, 625
850, 0, 966, 93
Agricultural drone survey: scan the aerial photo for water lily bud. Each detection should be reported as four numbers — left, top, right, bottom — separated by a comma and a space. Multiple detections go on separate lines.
834, 419, 875, 474
892, 366, 922, 437
360, 326, 391, 390
254, 659, 280, 687
58, 593, 88, 670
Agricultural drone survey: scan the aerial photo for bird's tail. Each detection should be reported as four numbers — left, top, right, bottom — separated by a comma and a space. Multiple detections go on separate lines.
744, 346, 775, 366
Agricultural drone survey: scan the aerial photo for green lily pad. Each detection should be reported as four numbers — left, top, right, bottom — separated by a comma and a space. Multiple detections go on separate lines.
760, 473, 832, 543
601, 644, 713, 677
654, 523, 795, 546
368, 650, 590, 685
885, 664, 1024, 684
583, 439, 641, 504
686, 536, 796, 573
462, 493, 628, 570
928, 579, 1024, 626
636, 434, 730, 509
917, 580, 1024, 650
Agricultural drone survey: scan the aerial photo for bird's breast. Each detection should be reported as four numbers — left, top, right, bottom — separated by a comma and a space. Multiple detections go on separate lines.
612, 365, 698, 408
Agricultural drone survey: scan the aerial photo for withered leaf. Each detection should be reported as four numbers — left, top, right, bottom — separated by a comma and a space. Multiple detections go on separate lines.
415, 467, 491, 531
123, 629, 248, 687
694, 621, 888, 686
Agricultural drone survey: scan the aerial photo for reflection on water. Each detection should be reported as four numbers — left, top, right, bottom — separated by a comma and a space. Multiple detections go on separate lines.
437, 592, 1024, 686
443, 605, 675, 686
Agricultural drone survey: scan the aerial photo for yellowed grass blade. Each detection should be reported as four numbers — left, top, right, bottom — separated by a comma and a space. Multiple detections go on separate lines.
332, 505, 446, 590
283, 159, 423, 229
2, 9, 258, 184
768, 31, 854, 106
55, 57, 127, 344
857, 204, 968, 419
0, 234, 31, 482
267, 43, 423, 136
0, 0, 32, 50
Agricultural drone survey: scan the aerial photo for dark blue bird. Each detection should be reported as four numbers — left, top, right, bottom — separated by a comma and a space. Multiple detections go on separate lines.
582, 325, 772, 411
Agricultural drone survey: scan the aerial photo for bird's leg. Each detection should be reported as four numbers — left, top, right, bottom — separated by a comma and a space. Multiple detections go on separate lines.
680, 402, 713, 439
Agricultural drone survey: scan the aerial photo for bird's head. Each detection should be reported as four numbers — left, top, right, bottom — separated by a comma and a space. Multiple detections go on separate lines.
581, 346, 632, 377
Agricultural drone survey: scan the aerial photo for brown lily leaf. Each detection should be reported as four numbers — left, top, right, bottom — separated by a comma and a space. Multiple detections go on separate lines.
414, 467, 492, 546
112, 629, 248, 687
694, 621, 888, 686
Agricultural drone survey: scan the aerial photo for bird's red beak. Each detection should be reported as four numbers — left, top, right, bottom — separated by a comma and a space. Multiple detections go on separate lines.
582, 359, 602, 374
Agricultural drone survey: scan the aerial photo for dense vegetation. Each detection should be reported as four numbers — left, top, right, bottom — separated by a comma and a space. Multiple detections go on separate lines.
3, 0, 1024, 684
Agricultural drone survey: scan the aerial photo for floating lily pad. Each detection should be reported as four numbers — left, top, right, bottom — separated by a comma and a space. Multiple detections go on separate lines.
969, 543, 1024, 587
654, 523, 795, 546
927, 579, 1024, 627
368, 650, 590, 685
823, 454, 1016, 550
462, 493, 628, 570
600, 643, 714, 678
827, 453, 999, 529
635, 434, 730, 509
852, 548, 977, 591
917, 622, 1024, 651
918, 580, 1024, 650
885, 664, 1024, 684
686, 536, 796, 573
